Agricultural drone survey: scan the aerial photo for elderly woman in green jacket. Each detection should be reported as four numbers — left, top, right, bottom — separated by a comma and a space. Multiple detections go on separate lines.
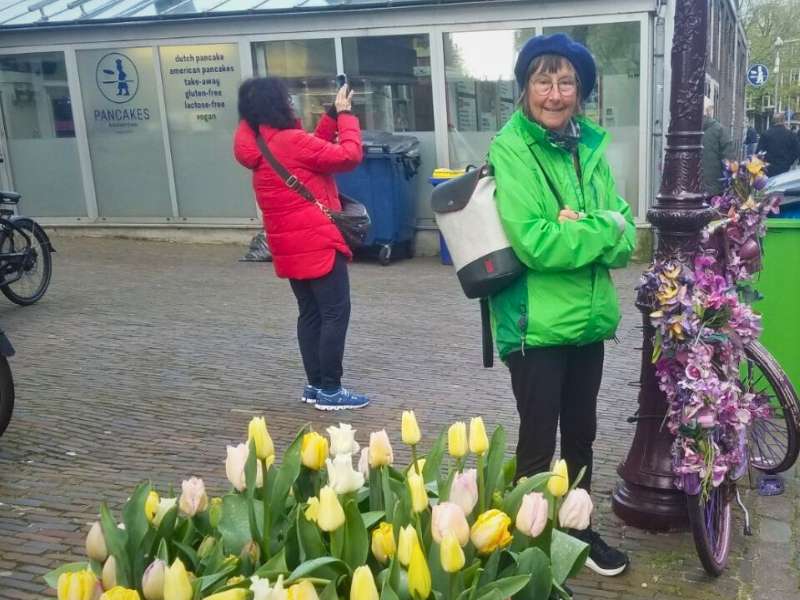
489, 33, 636, 576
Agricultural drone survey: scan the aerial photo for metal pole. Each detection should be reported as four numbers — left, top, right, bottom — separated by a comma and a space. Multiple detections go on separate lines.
612, 0, 715, 532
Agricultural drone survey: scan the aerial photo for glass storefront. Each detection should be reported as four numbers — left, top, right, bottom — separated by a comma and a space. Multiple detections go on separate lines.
0, 52, 85, 217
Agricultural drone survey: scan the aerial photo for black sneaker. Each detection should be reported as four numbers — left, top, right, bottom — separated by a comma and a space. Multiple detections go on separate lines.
571, 528, 629, 576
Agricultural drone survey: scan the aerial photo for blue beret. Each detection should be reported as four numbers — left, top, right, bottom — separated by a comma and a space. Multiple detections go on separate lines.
514, 33, 597, 101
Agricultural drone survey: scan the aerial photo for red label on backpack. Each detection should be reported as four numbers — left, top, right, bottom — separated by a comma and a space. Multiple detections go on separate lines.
484, 258, 495, 274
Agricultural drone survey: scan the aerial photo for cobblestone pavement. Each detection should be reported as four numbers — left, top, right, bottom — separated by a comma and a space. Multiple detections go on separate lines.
0, 236, 797, 599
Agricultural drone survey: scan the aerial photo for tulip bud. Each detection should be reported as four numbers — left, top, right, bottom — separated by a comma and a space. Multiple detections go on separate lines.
358, 447, 370, 478
305, 497, 320, 523
316, 486, 345, 532
431, 502, 469, 546
102, 555, 117, 590
153, 497, 177, 528
326, 423, 360, 457
401, 410, 421, 445
144, 490, 160, 524
163, 559, 193, 600
368, 430, 393, 468
371, 522, 396, 564
286, 580, 319, 600
240, 540, 261, 565
407, 471, 428, 514
204, 590, 250, 600
469, 417, 489, 455
301, 432, 329, 471
547, 460, 569, 498
439, 532, 465, 573
447, 422, 468, 459
350, 566, 379, 600
225, 443, 264, 492
470, 509, 513, 555
397, 525, 417, 567
57, 569, 98, 600
449, 469, 478, 516
515, 492, 548, 538
179, 477, 209, 518
197, 536, 217, 559
209, 497, 223, 528
85, 521, 108, 563
407, 541, 432, 600
248, 416, 275, 462
326, 454, 365, 495
99, 587, 141, 600
141, 559, 165, 600
557, 488, 593, 531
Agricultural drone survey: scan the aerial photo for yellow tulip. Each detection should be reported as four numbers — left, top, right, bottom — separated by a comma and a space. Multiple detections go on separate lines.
397, 525, 417, 567
350, 565, 379, 600
368, 430, 394, 467
305, 497, 320, 523
408, 540, 432, 600
145, 490, 160, 524
204, 590, 249, 600
547, 459, 569, 498
163, 558, 193, 600
407, 471, 428, 513
447, 422, 468, 458
248, 416, 275, 462
469, 417, 489, 455
439, 531, 465, 573
301, 432, 329, 470
287, 580, 319, 600
99, 587, 140, 600
469, 509, 513, 555
316, 486, 345, 532
371, 522, 396, 564
57, 569, 98, 600
401, 410, 421, 445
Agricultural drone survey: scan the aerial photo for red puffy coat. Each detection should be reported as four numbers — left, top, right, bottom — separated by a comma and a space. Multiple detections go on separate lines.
233, 113, 363, 279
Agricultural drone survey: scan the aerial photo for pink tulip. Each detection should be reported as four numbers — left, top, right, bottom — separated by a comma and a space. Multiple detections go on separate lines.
557, 489, 593, 531
431, 502, 470, 546
449, 469, 478, 516
515, 492, 548, 538
179, 477, 208, 517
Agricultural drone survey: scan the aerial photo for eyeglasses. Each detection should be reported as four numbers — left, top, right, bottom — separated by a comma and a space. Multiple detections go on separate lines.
529, 77, 578, 96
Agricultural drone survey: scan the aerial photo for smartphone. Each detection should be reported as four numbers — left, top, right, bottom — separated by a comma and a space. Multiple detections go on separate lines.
335, 74, 348, 90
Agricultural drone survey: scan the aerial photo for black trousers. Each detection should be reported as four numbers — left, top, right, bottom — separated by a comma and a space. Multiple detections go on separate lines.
507, 342, 604, 492
289, 253, 351, 391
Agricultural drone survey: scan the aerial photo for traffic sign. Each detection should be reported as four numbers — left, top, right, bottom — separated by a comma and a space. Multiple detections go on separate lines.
747, 64, 769, 87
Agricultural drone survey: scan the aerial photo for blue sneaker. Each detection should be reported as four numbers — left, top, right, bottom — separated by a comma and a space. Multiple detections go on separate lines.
315, 387, 370, 411
302, 385, 320, 404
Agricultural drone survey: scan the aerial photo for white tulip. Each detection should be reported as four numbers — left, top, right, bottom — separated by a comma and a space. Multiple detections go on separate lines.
325, 453, 365, 495
326, 423, 360, 456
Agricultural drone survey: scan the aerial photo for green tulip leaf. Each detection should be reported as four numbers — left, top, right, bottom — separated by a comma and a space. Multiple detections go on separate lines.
287, 556, 350, 583
500, 472, 551, 518
475, 575, 531, 600
195, 561, 238, 592
361, 510, 385, 530
270, 428, 307, 527
380, 582, 401, 600
43, 562, 91, 589
123, 483, 152, 551
381, 467, 396, 523
253, 546, 289, 578
501, 457, 517, 490
422, 431, 447, 484
337, 498, 369, 571
427, 541, 449, 595
511, 547, 551, 600
485, 426, 507, 505
477, 551, 500, 589
173, 540, 200, 572
550, 529, 589, 585
319, 580, 339, 600
218, 493, 263, 556
100, 503, 131, 587
156, 538, 170, 563
296, 506, 326, 560
245, 439, 258, 500
369, 466, 384, 512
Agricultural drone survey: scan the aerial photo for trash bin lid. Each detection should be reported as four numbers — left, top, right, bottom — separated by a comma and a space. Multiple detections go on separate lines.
361, 130, 420, 155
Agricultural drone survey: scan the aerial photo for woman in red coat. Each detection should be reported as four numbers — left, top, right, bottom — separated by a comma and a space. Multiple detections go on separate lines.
234, 77, 369, 410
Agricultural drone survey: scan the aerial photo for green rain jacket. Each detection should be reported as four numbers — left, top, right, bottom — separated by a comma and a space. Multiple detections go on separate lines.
488, 110, 636, 360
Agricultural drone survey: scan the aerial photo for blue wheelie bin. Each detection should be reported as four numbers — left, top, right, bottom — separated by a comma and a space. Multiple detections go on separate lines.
335, 131, 421, 265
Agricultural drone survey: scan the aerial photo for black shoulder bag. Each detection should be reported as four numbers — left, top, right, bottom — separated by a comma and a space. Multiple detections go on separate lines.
255, 135, 371, 249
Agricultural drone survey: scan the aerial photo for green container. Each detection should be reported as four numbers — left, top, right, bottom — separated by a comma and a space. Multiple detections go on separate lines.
755, 219, 800, 389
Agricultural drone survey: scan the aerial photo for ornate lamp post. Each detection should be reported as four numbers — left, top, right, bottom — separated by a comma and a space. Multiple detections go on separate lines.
612, 0, 716, 531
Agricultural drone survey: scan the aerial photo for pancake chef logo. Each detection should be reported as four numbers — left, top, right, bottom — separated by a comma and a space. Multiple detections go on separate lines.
96, 53, 139, 103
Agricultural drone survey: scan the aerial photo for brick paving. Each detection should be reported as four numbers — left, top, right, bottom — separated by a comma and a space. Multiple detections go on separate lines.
0, 235, 797, 599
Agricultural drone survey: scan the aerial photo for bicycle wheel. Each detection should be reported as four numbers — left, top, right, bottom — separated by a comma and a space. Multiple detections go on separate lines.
0, 220, 52, 306
743, 341, 800, 474
0, 356, 14, 436
686, 484, 732, 576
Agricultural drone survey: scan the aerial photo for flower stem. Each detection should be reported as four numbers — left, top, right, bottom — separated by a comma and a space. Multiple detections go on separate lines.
261, 458, 271, 561
449, 572, 457, 600
411, 444, 421, 476
477, 454, 485, 514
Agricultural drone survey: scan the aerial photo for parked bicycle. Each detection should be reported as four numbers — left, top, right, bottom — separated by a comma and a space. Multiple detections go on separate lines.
639, 155, 800, 576
0, 327, 14, 437
0, 190, 54, 305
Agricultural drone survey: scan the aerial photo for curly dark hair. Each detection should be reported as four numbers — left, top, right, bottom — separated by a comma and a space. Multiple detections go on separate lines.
238, 77, 296, 131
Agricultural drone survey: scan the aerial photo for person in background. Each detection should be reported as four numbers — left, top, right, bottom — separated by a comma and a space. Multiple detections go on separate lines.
701, 97, 736, 196
489, 33, 636, 577
756, 113, 800, 176
234, 77, 370, 411
744, 123, 759, 158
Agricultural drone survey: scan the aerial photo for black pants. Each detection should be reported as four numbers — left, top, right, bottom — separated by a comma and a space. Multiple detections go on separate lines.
507, 342, 604, 492
289, 253, 351, 391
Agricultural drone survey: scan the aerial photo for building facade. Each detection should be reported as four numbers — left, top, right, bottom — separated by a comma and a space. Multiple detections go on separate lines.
0, 0, 746, 250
